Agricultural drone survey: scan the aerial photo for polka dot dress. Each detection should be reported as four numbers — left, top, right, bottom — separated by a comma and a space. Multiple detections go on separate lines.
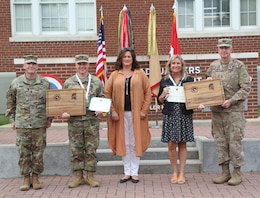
161, 103, 194, 143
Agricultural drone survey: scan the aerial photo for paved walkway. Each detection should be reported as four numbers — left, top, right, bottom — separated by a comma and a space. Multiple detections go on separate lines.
0, 119, 260, 198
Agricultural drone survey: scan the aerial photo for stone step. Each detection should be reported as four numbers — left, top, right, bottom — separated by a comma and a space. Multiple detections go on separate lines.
98, 137, 197, 149
96, 159, 202, 174
96, 137, 201, 174
97, 147, 199, 161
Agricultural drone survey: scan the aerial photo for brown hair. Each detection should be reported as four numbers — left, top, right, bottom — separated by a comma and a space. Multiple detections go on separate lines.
115, 48, 140, 70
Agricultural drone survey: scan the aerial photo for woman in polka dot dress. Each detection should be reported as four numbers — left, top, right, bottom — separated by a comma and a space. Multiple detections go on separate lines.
157, 55, 195, 185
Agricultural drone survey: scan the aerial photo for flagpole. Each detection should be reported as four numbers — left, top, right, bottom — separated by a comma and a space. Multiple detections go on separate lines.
97, 5, 108, 129
148, 4, 161, 128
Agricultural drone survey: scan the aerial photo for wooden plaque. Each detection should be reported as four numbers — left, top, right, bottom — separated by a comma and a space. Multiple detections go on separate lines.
183, 79, 225, 110
46, 89, 86, 116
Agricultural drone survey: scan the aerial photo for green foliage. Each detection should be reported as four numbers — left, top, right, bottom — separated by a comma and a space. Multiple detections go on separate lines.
0, 115, 9, 126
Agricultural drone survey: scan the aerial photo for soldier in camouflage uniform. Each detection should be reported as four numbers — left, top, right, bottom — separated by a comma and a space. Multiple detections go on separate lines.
205, 39, 251, 186
62, 54, 105, 188
6, 55, 53, 191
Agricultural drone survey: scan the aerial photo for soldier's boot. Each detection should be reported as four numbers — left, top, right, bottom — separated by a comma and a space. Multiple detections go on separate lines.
213, 164, 231, 184
85, 171, 99, 187
32, 173, 42, 190
228, 167, 242, 186
20, 175, 30, 191
68, 170, 85, 188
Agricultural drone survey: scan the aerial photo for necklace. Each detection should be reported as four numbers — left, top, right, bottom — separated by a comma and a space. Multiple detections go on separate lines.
125, 77, 130, 95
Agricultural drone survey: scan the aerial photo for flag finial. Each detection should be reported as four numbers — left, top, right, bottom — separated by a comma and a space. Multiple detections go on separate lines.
172, 2, 176, 12
150, 4, 155, 10
123, 4, 127, 10
100, 5, 103, 17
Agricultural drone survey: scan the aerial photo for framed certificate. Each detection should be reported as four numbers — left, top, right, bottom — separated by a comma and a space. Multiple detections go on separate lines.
166, 86, 186, 103
88, 97, 112, 113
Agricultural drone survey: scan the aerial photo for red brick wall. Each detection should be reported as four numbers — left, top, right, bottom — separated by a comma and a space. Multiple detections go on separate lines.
0, 0, 259, 121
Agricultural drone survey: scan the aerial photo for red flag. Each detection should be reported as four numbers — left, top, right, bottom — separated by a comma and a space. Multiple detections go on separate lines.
118, 5, 134, 51
96, 12, 107, 87
169, 12, 180, 57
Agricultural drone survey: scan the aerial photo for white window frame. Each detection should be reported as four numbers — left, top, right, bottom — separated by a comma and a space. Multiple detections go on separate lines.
175, 0, 260, 38
10, 0, 98, 42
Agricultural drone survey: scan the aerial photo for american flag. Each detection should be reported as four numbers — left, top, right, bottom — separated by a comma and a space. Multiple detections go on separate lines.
96, 15, 107, 86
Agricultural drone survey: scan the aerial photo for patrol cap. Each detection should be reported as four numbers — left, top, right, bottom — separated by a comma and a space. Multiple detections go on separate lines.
75, 54, 89, 63
24, 55, 38, 64
217, 38, 232, 47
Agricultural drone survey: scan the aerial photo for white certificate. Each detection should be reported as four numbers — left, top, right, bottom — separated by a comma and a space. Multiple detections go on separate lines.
88, 97, 112, 113
166, 86, 186, 103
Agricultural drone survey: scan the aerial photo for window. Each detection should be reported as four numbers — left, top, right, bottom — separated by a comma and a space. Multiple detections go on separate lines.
11, 0, 97, 41
240, 0, 256, 26
204, 0, 230, 27
178, 0, 194, 28
176, 0, 260, 37
41, 0, 68, 32
14, 0, 32, 32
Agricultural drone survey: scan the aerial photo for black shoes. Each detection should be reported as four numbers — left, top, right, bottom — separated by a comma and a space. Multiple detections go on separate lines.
120, 176, 132, 183
131, 178, 139, 183
120, 176, 139, 183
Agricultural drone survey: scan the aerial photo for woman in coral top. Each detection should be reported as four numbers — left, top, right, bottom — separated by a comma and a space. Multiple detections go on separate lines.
105, 48, 151, 184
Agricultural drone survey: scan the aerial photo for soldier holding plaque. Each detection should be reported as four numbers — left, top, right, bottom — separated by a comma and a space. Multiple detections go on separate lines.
204, 38, 251, 186
62, 54, 105, 188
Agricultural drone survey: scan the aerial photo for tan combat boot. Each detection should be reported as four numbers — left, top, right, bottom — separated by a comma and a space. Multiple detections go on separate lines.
86, 171, 99, 187
20, 175, 30, 191
32, 173, 42, 190
228, 167, 242, 186
213, 164, 231, 184
68, 170, 85, 188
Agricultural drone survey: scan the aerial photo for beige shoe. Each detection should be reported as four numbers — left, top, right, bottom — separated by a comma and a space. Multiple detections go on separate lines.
32, 173, 42, 190
85, 171, 99, 187
228, 167, 242, 186
68, 170, 85, 188
170, 173, 178, 184
177, 172, 186, 185
20, 175, 30, 191
213, 164, 231, 184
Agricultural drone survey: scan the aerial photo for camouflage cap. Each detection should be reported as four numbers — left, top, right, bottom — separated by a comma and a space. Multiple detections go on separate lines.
75, 54, 89, 63
24, 55, 38, 64
217, 38, 232, 47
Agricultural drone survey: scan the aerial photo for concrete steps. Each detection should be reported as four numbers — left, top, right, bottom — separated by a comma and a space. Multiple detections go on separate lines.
96, 138, 202, 174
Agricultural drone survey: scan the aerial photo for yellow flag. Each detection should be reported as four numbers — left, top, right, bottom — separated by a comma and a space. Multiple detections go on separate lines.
148, 5, 162, 97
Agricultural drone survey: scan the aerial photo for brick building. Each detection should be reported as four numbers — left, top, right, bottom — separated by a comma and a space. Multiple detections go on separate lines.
0, 0, 259, 121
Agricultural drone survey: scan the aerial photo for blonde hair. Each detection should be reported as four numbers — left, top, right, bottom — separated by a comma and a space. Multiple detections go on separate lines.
164, 55, 188, 80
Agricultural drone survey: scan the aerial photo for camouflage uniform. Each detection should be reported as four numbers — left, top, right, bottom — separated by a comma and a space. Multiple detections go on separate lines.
63, 74, 105, 172
6, 74, 52, 175
206, 58, 251, 167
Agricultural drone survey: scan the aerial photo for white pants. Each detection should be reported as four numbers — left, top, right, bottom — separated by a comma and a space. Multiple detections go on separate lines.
122, 111, 140, 176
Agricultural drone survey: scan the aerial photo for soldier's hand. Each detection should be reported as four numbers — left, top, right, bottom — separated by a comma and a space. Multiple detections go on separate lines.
11, 122, 15, 130
47, 120, 52, 128
62, 112, 70, 119
198, 104, 205, 111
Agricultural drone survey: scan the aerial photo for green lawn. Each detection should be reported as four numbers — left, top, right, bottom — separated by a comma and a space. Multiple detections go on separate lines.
0, 115, 9, 126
